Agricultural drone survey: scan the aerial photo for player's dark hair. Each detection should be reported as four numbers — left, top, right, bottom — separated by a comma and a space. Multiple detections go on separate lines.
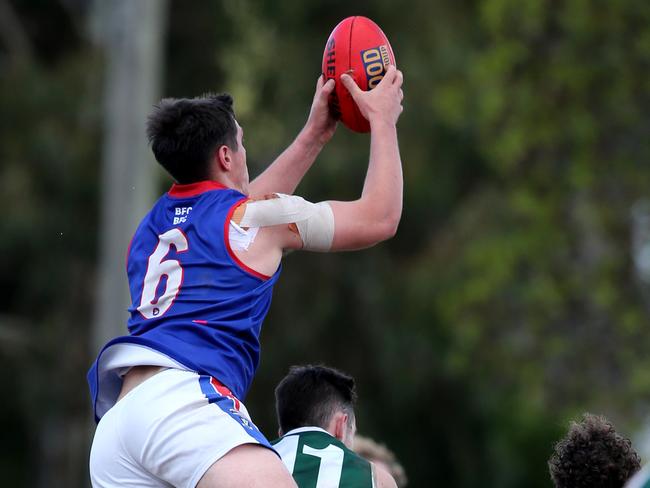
548, 413, 641, 488
275, 365, 357, 434
146, 93, 238, 184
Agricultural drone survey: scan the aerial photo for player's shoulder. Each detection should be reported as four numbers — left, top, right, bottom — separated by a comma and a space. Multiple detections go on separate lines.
372, 463, 398, 488
626, 465, 650, 488
232, 193, 313, 224
231, 193, 281, 224
302, 430, 370, 468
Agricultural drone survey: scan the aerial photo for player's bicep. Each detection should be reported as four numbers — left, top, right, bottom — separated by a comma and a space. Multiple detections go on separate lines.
328, 200, 396, 251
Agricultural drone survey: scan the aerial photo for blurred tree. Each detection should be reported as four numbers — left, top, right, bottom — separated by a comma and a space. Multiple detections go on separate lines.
1, 1, 100, 486
397, 0, 650, 485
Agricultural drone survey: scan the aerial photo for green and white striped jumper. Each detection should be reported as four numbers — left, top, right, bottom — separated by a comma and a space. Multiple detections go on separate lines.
272, 427, 375, 488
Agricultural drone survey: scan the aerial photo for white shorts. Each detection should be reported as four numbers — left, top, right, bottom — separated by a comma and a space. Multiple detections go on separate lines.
89, 368, 271, 488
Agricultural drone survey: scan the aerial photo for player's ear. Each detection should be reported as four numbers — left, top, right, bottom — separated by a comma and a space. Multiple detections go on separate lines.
333, 411, 348, 441
216, 144, 232, 171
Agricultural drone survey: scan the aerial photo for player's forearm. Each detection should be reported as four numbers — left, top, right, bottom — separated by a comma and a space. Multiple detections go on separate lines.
327, 125, 402, 251
359, 120, 403, 233
248, 128, 325, 198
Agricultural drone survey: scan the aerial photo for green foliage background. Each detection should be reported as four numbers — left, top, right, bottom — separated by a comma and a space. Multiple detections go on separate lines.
1, 0, 650, 486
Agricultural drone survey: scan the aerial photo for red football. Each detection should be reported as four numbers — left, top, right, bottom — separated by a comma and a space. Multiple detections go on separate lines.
322, 16, 396, 133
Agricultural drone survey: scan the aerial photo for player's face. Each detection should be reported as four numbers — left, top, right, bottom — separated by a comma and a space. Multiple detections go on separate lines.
232, 122, 249, 194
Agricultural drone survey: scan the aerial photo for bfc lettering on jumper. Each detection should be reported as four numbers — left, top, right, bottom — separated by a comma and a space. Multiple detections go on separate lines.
173, 206, 193, 225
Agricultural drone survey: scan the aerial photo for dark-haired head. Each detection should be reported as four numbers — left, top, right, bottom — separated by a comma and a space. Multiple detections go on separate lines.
146, 93, 239, 184
548, 413, 641, 488
275, 365, 357, 446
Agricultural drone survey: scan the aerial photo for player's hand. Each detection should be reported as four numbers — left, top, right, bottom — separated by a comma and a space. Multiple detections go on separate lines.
303, 75, 338, 146
341, 65, 404, 127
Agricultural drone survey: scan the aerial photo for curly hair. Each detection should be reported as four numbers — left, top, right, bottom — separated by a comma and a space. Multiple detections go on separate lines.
548, 413, 641, 488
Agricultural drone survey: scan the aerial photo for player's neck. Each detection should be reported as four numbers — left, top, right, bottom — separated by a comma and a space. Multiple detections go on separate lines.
208, 169, 246, 195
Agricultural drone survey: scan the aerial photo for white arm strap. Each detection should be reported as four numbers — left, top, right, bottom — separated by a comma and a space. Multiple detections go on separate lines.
239, 194, 335, 252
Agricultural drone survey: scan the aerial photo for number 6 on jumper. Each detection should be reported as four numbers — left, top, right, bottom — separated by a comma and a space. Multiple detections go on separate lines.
137, 228, 188, 319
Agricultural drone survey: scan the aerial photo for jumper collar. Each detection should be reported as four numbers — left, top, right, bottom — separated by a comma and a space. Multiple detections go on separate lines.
282, 426, 332, 437
168, 180, 228, 197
